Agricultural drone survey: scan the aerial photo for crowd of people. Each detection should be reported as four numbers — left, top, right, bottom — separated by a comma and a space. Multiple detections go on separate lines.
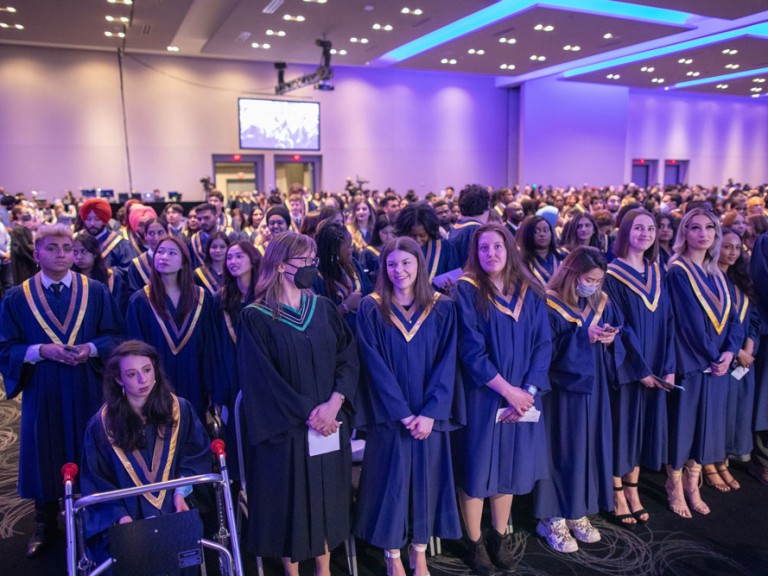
0, 178, 767, 576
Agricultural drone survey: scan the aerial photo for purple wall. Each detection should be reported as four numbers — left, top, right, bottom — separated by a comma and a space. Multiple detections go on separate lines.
0, 45, 508, 200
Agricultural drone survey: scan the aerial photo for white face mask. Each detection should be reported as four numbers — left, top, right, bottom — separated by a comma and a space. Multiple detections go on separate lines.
576, 282, 598, 298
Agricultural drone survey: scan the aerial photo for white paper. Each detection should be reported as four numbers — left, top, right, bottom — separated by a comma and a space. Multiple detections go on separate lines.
496, 406, 541, 423
308, 427, 341, 457
432, 268, 463, 289
731, 366, 749, 381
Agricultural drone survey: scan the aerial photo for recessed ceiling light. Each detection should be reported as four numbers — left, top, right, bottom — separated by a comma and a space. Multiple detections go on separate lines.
266, 29, 286, 36
283, 14, 305, 22
725, 63, 740, 69
640, 66, 655, 72
677, 58, 693, 64
350, 37, 369, 44
651, 77, 665, 83
686, 71, 700, 77
752, 94, 761, 98
372, 23, 393, 31
303, 0, 327, 3
106, 0, 132, 4
499, 64, 516, 70
166, 46, 179, 52
401, 7, 423, 16
534, 24, 554, 32
440, 58, 457, 65
330, 48, 347, 55
251, 42, 271, 49
751, 87, 763, 92
603, 32, 613, 39
563, 45, 581, 51
498, 37, 516, 44
105, 15, 130, 23
716, 84, 729, 89
606, 73, 620, 79
0, 6, 17, 12
722, 48, 738, 55
467, 48, 485, 55
104, 30, 125, 38
754, 78, 766, 83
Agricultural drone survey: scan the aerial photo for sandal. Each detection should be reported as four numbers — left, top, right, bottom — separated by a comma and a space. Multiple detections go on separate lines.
703, 465, 731, 493
622, 481, 649, 524
665, 466, 692, 519
716, 463, 741, 491
384, 549, 406, 576
606, 485, 637, 529
683, 463, 711, 515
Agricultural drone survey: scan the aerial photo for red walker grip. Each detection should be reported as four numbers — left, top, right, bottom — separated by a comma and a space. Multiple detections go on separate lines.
211, 439, 226, 457
62, 463, 79, 483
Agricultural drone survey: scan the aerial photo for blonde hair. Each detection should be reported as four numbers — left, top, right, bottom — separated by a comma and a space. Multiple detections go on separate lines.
669, 208, 722, 276
35, 224, 73, 247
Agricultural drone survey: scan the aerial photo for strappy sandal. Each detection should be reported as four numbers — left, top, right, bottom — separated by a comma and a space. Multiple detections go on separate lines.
384, 549, 406, 576
717, 463, 741, 491
683, 463, 711, 515
665, 467, 692, 519
622, 481, 649, 523
606, 485, 637, 529
703, 465, 731, 493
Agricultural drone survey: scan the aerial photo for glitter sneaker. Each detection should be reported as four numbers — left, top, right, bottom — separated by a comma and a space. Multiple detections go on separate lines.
566, 516, 601, 543
536, 518, 579, 553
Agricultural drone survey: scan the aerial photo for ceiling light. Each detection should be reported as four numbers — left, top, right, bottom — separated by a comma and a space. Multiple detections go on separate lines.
330, 48, 347, 55
754, 78, 766, 83
722, 48, 738, 55
498, 37, 516, 44
751, 87, 763, 92
401, 7, 423, 15
677, 58, 693, 64
603, 32, 613, 39
350, 37, 369, 43
752, 94, 762, 98
251, 42, 271, 49
0, 6, 17, 12
0, 23, 7, 28
499, 64, 516, 70
283, 14, 305, 22
105, 15, 130, 23
606, 73, 620, 79
107, 0, 133, 4
372, 23, 393, 31
467, 48, 485, 55
716, 84, 728, 89
651, 77, 665, 83
266, 29, 286, 36
440, 58, 457, 65
104, 30, 125, 38
166, 46, 179, 52
303, 0, 327, 3
640, 66, 655, 72
725, 63, 740, 69
534, 24, 554, 32
563, 45, 581, 51
686, 71, 700, 77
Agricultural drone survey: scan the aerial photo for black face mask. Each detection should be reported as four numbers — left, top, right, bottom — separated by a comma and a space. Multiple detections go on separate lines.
291, 265, 319, 289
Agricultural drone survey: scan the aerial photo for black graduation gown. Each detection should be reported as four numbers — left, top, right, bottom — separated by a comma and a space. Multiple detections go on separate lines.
237, 295, 359, 562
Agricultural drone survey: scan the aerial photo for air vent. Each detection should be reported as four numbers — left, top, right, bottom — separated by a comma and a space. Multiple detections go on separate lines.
263, 0, 284, 14
141, 24, 152, 35
235, 31, 252, 43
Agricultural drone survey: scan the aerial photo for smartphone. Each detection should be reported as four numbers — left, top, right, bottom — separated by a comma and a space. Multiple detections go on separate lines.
603, 325, 622, 333
63, 345, 78, 353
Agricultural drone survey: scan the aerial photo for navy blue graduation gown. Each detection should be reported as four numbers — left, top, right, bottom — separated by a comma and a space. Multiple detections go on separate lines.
127, 251, 153, 294
80, 395, 210, 558
604, 259, 675, 473
0, 272, 122, 501
724, 281, 760, 456
354, 294, 463, 549
666, 258, 743, 468
422, 238, 460, 289
312, 258, 372, 332
449, 218, 483, 266
750, 233, 768, 432
126, 286, 213, 422
528, 250, 565, 289
193, 265, 224, 295
237, 295, 359, 562
359, 245, 381, 286
534, 292, 627, 520
96, 229, 137, 273
452, 277, 552, 498
107, 267, 129, 317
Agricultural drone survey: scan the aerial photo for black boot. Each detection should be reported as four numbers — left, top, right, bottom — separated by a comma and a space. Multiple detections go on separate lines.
464, 535, 497, 576
27, 500, 58, 558
486, 528, 517, 572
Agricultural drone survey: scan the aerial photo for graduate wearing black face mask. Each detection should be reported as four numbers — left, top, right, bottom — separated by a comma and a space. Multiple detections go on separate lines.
237, 232, 359, 576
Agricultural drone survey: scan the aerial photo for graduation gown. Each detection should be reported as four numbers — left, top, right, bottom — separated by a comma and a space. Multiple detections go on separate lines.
193, 265, 224, 295
359, 245, 381, 286
237, 295, 359, 562
0, 272, 122, 501
312, 259, 372, 332
354, 294, 464, 549
528, 250, 565, 289
95, 229, 137, 273
724, 281, 760, 456
534, 291, 627, 520
750, 233, 768, 432
127, 251, 153, 294
604, 259, 675, 473
80, 395, 211, 555
449, 218, 483, 266
452, 277, 552, 498
422, 239, 460, 288
106, 267, 129, 317
666, 258, 743, 468
126, 286, 213, 421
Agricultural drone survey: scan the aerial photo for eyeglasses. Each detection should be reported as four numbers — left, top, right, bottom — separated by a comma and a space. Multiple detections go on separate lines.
288, 256, 319, 267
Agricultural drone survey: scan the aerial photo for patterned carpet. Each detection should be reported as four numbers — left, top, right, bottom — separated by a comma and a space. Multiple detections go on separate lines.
1, 383, 767, 575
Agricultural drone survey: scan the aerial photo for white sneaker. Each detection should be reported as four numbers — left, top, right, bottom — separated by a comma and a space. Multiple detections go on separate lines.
566, 517, 601, 543
536, 518, 579, 553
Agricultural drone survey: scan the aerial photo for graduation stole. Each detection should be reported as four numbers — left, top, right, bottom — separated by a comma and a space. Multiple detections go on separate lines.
194, 266, 223, 294
190, 233, 207, 265
459, 276, 529, 321
546, 289, 607, 328
101, 395, 180, 511
452, 217, 483, 231
371, 292, 441, 342
424, 239, 443, 281
121, 227, 144, 254
333, 268, 362, 300
143, 285, 205, 355
733, 284, 749, 324
223, 311, 237, 344
494, 205, 505, 218
99, 231, 123, 260
530, 252, 561, 287
671, 258, 731, 335
107, 268, 115, 293
255, 243, 266, 256
365, 246, 380, 259
132, 252, 153, 285
252, 294, 317, 332
606, 259, 662, 312
22, 273, 89, 346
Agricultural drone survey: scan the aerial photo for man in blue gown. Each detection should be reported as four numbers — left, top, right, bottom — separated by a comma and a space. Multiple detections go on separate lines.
79, 198, 137, 272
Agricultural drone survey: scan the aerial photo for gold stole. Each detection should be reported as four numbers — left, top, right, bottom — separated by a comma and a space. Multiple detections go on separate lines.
100, 232, 122, 260
143, 286, 205, 355
606, 260, 661, 312
371, 292, 440, 342
546, 290, 607, 328
22, 273, 89, 346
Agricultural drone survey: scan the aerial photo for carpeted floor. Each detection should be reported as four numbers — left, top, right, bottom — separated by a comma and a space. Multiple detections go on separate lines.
1, 388, 767, 576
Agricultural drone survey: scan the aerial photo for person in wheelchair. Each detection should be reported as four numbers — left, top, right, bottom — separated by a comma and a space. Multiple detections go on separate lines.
80, 340, 211, 564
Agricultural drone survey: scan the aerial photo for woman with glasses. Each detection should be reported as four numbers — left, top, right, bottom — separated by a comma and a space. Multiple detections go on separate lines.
238, 232, 358, 576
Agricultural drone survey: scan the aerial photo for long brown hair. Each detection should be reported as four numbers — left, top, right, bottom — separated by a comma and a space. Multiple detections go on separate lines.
547, 246, 607, 309
613, 208, 659, 263
102, 340, 176, 451
253, 232, 316, 320
221, 240, 262, 320
465, 223, 541, 316
149, 236, 196, 322
374, 237, 435, 324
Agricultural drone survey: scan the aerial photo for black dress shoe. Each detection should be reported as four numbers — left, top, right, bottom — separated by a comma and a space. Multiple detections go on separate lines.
26, 523, 57, 558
